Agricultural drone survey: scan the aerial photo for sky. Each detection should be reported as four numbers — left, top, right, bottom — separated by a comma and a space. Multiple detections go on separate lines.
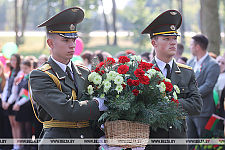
99, 0, 130, 14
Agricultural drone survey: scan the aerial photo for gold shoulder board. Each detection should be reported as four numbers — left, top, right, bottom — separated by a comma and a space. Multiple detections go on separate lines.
75, 63, 89, 70
176, 63, 192, 70
37, 63, 52, 71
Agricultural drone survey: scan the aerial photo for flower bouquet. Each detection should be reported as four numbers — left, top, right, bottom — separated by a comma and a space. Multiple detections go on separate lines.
80, 55, 187, 148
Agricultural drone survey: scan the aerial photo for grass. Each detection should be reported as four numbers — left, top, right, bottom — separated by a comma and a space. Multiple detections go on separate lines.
0, 36, 152, 58
1, 35, 224, 59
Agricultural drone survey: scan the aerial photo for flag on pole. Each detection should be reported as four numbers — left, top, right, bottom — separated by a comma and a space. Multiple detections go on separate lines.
205, 114, 224, 131
19, 88, 29, 99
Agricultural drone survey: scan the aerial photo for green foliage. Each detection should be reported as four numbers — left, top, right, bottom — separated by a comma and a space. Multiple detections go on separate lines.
81, 55, 187, 131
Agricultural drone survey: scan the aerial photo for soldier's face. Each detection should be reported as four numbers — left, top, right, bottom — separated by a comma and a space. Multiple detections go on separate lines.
48, 34, 76, 64
151, 35, 177, 58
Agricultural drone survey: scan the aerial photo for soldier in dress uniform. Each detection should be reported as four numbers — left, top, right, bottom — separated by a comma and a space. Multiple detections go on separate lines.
141, 10, 203, 150
29, 7, 103, 150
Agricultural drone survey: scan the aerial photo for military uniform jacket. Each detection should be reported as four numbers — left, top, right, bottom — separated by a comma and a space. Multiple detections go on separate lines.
29, 57, 100, 150
145, 58, 202, 150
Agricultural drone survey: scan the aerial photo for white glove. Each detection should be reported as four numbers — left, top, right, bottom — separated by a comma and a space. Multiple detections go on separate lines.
94, 97, 108, 111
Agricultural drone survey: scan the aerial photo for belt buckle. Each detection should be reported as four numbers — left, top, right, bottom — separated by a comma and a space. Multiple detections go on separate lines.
77, 121, 82, 128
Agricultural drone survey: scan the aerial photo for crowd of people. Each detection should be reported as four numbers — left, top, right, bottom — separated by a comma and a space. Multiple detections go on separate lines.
0, 7, 225, 150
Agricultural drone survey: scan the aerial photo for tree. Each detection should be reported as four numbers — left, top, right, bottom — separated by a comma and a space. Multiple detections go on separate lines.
200, 0, 220, 55
178, 0, 185, 45
112, 0, 117, 46
101, 0, 110, 45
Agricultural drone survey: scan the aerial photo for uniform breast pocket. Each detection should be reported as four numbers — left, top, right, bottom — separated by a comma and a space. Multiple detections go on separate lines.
178, 87, 189, 99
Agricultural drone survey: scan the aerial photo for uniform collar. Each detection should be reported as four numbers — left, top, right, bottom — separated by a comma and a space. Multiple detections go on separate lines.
155, 57, 173, 71
51, 56, 72, 72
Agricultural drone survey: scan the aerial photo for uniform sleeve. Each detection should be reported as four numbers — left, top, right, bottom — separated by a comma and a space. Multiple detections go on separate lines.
198, 63, 220, 98
29, 69, 100, 122
178, 70, 203, 116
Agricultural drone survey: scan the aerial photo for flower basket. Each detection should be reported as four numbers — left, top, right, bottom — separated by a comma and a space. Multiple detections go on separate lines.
104, 120, 150, 148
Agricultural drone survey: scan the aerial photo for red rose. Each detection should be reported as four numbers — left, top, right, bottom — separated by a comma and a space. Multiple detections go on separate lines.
139, 75, 150, 85
163, 81, 173, 92
132, 80, 139, 86
118, 65, 129, 74
134, 69, 145, 77
118, 56, 130, 63
99, 62, 104, 68
104, 57, 115, 65
122, 84, 126, 89
138, 61, 152, 70
101, 70, 105, 74
127, 79, 133, 86
171, 98, 179, 107
132, 89, 139, 96
95, 67, 100, 72
154, 67, 160, 71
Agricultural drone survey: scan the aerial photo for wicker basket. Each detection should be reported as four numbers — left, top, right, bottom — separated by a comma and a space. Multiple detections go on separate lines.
104, 120, 150, 148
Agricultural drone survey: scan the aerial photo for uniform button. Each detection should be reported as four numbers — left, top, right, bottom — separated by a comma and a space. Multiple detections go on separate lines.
80, 135, 84, 138
182, 89, 184, 91
169, 126, 172, 129
67, 95, 70, 98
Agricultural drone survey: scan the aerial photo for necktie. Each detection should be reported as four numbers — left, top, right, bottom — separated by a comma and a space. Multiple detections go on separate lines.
165, 64, 171, 79
66, 66, 73, 81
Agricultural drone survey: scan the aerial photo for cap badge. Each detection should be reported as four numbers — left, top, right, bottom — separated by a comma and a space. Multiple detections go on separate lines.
170, 12, 177, 15
70, 24, 75, 30
71, 9, 78, 13
170, 25, 176, 30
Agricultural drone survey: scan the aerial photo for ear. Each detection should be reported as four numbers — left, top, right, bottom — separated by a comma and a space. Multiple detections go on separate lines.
47, 39, 54, 49
151, 40, 157, 48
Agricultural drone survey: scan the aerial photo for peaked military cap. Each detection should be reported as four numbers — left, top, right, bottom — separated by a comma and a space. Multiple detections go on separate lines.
141, 10, 182, 39
37, 7, 84, 38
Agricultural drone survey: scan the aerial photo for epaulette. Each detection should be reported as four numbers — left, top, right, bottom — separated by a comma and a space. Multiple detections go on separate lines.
176, 63, 192, 70
37, 63, 52, 71
74, 63, 89, 70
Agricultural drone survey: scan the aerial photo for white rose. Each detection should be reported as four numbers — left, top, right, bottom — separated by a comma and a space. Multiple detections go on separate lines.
88, 72, 98, 82
156, 72, 165, 80
147, 69, 156, 76
93, 75, 102, 85
104, 80, 111, 89
156, 82, 166, 93
87, 85, 94, 95
115, 85, 123, 94
107, 71, 117, 81
164, 78, 171, 83
173, 91, 178, 100
114, 76, 124, 85
173, 85, 180, 94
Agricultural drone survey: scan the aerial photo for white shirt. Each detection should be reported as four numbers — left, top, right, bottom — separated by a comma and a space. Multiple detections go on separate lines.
51, 56, 74, 79
193, 52, 208, 73
155, 57, 173, 77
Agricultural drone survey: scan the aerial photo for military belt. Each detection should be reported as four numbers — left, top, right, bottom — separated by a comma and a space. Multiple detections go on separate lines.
43, 120, 90, 129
